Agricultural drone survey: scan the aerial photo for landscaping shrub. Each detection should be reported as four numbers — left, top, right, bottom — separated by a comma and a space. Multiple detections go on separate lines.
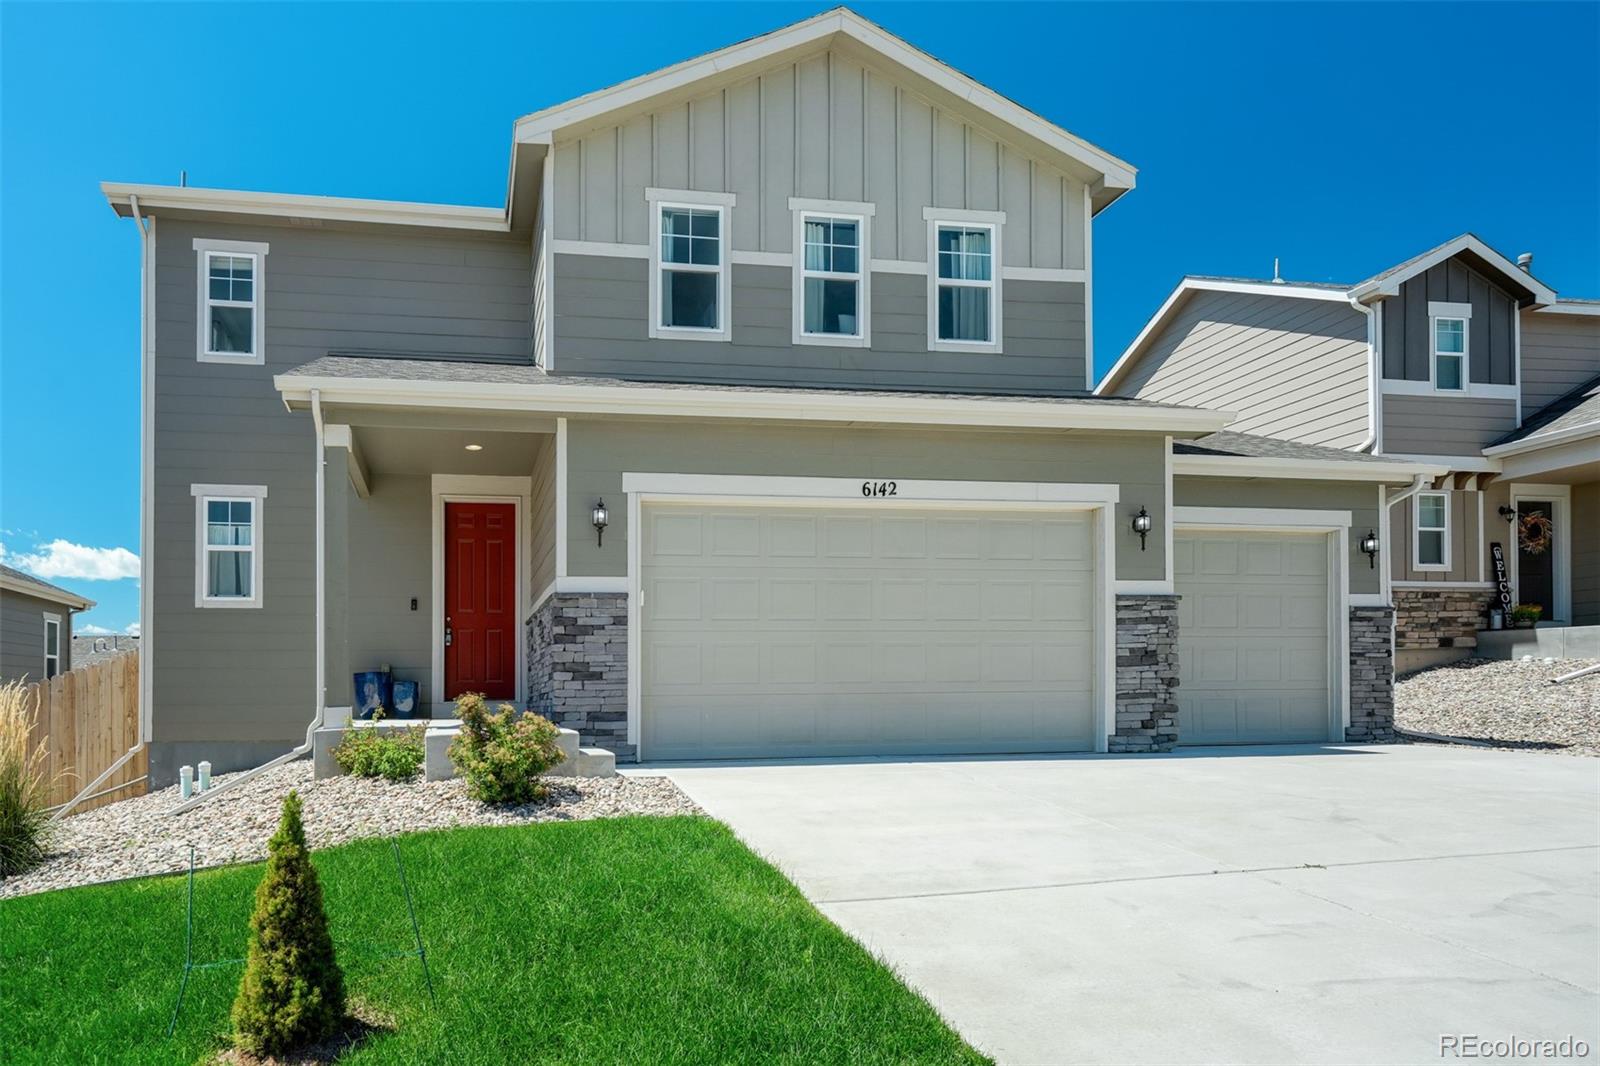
448, 692, 564, 804
0, 678, 56, 877
231, 790, 346, 1057
331, 717, 425, 781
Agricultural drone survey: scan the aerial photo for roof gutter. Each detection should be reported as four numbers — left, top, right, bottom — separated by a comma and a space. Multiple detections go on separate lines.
1481, 419, 1600, 457
1172, 453, 1445, 482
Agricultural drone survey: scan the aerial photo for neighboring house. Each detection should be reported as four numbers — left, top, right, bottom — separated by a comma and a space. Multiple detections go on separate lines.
103, 7, 1436, 786
0, 564, 94, 684
73, 634, 142, 668
1100, 234, 1600, 669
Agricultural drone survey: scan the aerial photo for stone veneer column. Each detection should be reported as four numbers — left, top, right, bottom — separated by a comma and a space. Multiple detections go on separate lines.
1111, 595, 1180, 753
527, 592, 632, 760
1346, 605, 1396, 742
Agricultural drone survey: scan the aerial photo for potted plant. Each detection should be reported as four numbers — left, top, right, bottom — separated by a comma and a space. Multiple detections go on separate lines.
1511, 603, 1543, 629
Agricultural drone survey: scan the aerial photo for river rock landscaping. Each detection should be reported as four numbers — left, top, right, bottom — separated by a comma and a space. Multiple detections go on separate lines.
0, 760, 698, 899
1395, 656, 1599, 756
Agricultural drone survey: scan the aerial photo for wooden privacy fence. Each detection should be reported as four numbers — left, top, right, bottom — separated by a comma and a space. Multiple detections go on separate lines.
25, 652, 147, 814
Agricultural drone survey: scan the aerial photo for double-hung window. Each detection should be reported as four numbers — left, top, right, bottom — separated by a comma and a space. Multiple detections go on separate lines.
926, 209, 1004, 352
193, 484, 268, 608
1414, 491, 1450, 570
791, 199, 873, 347
1428, 301, 1470, 392
647, 189, 735, 341
194, 238, 269, 364
43, 614, 61, 680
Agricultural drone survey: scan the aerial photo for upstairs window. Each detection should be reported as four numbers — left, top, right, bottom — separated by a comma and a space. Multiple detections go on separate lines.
926, 210, 1004, 352
791, 200, 873, 347
647, 190, 734, 342
193, 238, 269, 364
1433, 317, 1466, 391
1414, 491, 1450, 570
43, 613, 61, 680
192, 484, 268, 607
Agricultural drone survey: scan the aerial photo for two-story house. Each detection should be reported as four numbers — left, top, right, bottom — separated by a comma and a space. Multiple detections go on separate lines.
102, 8, 1436, 788
1099, 234, 1600, 671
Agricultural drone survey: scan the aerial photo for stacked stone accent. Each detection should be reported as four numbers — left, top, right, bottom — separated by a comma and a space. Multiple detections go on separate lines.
1111, 595, 1181, 753
1346, 605, 1396, 742
527, 592, 632, 760
1392, 587, 1494, 650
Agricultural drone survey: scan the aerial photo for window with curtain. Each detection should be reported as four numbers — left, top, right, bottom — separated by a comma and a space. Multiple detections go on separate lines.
203, 498, 257, 601
204, 252, 257, 356
936, 225, 995, 343
658, 206, 722, 331
800, 215, 862, 338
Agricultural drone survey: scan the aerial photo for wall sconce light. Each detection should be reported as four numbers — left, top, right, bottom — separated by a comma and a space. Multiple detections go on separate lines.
592, 499, 610, 547
1360, 529, 1380, 568
1497, 505, 1517, 522
1131, 506, 1153, 551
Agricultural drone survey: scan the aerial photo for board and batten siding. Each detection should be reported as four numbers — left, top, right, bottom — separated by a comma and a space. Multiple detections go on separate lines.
1381, 395, 1518, 455
1521, 309, 1600, 419
0, 589, 70, 684
564, 419, 1167, 582
1112, 290, 1370, 449
1388, 489, 1482, 585
553, 255, 1086, 391
550, 48, 1087, 267
529, 434, 558, 601
150, 216, 533, 751
1381, 258, 1517, 385
1573, 481, 1600, 626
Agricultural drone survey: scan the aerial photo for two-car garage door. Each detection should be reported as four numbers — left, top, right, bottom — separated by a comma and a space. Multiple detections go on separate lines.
640, 502, 1098, 760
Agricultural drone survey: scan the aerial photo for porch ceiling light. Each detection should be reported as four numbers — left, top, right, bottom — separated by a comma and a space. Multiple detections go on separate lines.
1360, 529, 1380, 568
592, 499, 609, 547
1131, 506, 1153, 551
464, 443, 484, 452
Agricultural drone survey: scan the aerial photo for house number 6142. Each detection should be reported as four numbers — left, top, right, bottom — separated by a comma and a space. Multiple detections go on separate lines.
861, 480, 898, 498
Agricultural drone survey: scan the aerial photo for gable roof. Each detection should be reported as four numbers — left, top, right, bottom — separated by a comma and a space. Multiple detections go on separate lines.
1347, 233, 1557, 306
0, 564, 96, 612
512, 7, 1136, 213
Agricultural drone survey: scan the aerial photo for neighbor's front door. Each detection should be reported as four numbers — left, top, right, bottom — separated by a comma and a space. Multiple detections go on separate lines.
444, 501, 517, 701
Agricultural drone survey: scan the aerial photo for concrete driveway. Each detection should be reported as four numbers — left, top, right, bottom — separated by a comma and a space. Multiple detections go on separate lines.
641, 745, 1600, 1064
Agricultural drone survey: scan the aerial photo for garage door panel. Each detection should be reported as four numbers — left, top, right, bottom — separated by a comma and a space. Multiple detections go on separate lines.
643, 503, 1098, 760
1176, 529, 1332, 745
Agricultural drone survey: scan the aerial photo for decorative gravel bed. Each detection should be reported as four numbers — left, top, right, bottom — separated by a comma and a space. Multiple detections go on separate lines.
0, 761, 700, 900
1395, 657, 1599, 756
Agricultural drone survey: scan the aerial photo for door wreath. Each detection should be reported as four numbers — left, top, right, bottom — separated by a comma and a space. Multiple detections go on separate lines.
1518, 510, 1554, 555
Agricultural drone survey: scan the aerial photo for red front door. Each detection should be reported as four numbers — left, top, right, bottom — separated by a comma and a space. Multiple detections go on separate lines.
444, 501, 517, 700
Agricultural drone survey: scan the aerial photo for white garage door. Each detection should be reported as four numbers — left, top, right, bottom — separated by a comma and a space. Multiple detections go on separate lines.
640, 502, 1098, 760
1174, 529, 1333, 744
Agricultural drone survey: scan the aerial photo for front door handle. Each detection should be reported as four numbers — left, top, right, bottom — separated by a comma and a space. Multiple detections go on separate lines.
444, 615, 453, 647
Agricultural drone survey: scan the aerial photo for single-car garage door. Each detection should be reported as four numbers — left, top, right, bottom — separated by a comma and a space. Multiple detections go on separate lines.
1174, 529, 1333, 744
641, 502, 1097, 760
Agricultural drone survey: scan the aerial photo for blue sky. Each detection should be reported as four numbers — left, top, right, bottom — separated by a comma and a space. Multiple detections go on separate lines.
3, 2, 1596, 635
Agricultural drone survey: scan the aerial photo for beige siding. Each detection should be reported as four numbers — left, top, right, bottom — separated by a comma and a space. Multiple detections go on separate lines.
1115, 290, 1370, 449
1521, 309, 1600, 419
1172, 477, 1381, 597
345, 474, 434, 711
1574, 481, 1600, 626
1381, 395, 1518, 455
564, 420, 1167, 582
1389, 488, 1484, 585
551, 48, 1086, 267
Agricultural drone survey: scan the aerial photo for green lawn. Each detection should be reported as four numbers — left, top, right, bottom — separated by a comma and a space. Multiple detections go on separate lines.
0, 816, 985, 1064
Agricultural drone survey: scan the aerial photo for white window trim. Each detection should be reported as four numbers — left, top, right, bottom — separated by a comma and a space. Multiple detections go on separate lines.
790, 198, 873, 348
1428, 302, 1470, 394
192, 483, 268, 608
925, 207, 1005, 354
646, 188, 735, 343
1412, 490, 1451, 572
193, 238, 269, 365
43, 612, 62, 680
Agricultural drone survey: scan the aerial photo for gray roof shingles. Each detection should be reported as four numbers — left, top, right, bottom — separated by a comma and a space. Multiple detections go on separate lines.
0, 563, 94, 608
1491, 374, 1600, 448
1175, 431, 1398, 464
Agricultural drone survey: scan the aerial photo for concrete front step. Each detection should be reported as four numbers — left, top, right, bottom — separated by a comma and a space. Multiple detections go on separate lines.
314, 719, 611, 782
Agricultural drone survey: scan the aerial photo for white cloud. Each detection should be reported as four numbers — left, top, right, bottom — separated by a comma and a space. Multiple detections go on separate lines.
125, 622, 141, 637
5, 539, 139, 581
78, 623, 116, 636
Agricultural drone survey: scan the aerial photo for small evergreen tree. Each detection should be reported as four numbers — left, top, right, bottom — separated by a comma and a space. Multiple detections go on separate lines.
231, 790, 345, 1056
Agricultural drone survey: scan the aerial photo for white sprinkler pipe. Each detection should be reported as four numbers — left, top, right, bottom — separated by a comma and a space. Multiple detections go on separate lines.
170, 389, 329, 814
1552, 662, 1600, 685
55, 196, 153, 821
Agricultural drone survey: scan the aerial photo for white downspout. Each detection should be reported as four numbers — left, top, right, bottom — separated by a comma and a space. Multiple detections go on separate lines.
54, 196, 153, 821
169, 389, 327, 814
1350, 295, 1380, 454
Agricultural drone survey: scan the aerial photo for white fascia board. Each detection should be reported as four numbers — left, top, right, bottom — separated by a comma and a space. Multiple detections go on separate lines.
101, 182, 510, 233
512, 10, 1136, 191
1173, 506, 1353, 530
274, 374, 1234, 434
1094, 277, 1350, 396
621, 472, 1120, 505
1172, 454, 1447, 482
0, 572, 96, 612
1537, 301, 1600, 317
1350, 234, 1558, 305
1482, 418, 1600, 457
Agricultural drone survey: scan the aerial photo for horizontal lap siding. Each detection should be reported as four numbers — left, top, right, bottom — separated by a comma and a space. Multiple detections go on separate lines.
1381, 395, 1518, 454
554, 255, 1086, 392
152, 217, 532, 746
1, 590, 63, 683
1521, 311, 1600, 418
1114, 290, 1369, 449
